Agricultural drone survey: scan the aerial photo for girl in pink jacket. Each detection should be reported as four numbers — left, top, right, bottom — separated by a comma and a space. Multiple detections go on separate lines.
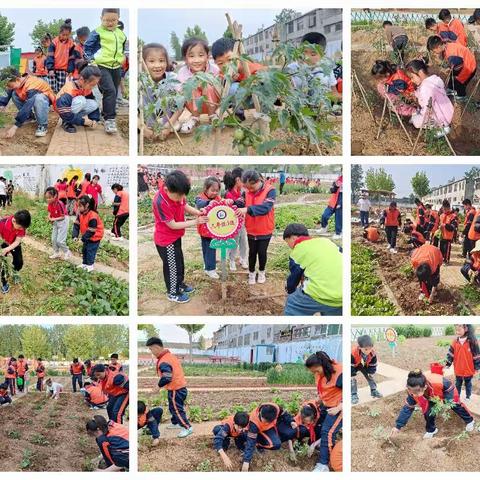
406, 60, 454, 135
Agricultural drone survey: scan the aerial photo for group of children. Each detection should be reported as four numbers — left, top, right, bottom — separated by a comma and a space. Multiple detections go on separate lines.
140, 337, 342, 472
0, 177, 14, 208
353, 325, 480, 439
0, 8, 128, 139
372, 9, 479, 138
361, 196, 480, 302
141, 29, 341, 139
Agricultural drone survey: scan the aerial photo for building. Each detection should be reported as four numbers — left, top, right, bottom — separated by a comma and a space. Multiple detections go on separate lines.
423, 176, 480, 210
244, 9, 342, 61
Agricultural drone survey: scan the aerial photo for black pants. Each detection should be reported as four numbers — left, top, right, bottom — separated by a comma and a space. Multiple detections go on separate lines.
247, 235, 271, 273
112, 213, 129, 238
448, 68, 476, 97
99, 66, 122, 120
463, 237, 475, 258
1, 242, 23, 286
6, 193, 12, 205
424, 401, 472, 432
36, 377, 44, 391
419, 266, 440, 295
72, 374, 83, 392
385, 226, 398, 248
456, 376, 473, 399
17, 375, 25, 392
6, 378, 16, 395
156, 238, 185, 296
440, 238, 452, 263
393, 35, 408, 51
0, 195, 6, 207
279, 182, 285, 195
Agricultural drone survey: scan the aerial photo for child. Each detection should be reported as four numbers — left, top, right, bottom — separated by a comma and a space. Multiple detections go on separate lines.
45, 19, 75, 93
0, 67, 55, 138
6, 180, 14, 206
70, 357, 85, 393
382, 21, 409, 54
91, 364, 129, 424
445, 324, 480, 400
153, 170, 207, 303
358, 193, 371, 227
81, 381, 109, 409
67, 175, 79, 215
462, 199, 477, 257
0, 382, 12, 405
411, 243, 444, 302
72, 195, 104, 272
36, 358, 45, 391
45, 378, 64, 400
241, 404, 283, 472
427, 35, 477, 99
461, 240, 480, 284
32, 47, 48, 79
283, 223, 342, 316
425, 203, 440, 242
380, 201, 402, 253
223, 168, 247, 270
111, 183, 129, 240
371, 60, 416, 116
390, 369, 474, 439
363, 225, 380, 242
86, 415, 129, 471
56, 178, 68, 205
86, 175, 104, 208
177, 38, 220, 134
195, 176, 227, 279
425, 17, 458, 42
403, 221, 426, 249
439, 199, 458, 264
55, 61, 101, 133
16, 354, 28, 394
213, 411, 249, 470
45, 187, 71, 260
405, 59, 454, 136
145, 337, 192, 438
109, 353, 123, 373
84, 9, 127, 134
237, 170, 276, 285
0, 210, 31, 294
438, 9, 468, 46
318, 174, 343, 239
351, 335, 382, 405
5, 357, 16, 396
138, 400, 163, 447
85, 359, 95, 377
305, 352, 342, 473
73, 26, 91, 77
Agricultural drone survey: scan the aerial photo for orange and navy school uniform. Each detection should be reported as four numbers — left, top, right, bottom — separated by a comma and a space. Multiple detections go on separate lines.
243, 182, 276, 239
407, 227, 426, 248
395, 372, 473, 431
445, 337, 480, 378
99, 368, 129, 424
138, 406, 163, 440
109, 361, 123, 374
0, 383, 12, 405
463, 206, 477, 237
84, 382, 109, 407
385, 69, 415, 96
16, 359, 28, 392
213, 415, 248, 451
111, 190, 129, 238
219, 59, 267, 83
70, 362, 86, 376
32, 53, 48, 77
35, 361, 45, 391
156, 349, 191, 429
55, 80, 100, 125
72, 41, 85, 78
468, 210, 480, 243
72, 209, 104, 248
364, 226, 380, 242
411, 243, 443, 296
96, 420, 129, 469
446, 18, 468, 46
351, 346, 378, 376
243, 403, 283, 463
381, 207, 402, 227
0, 75, 55, 127
45, 36, 76, 74
294, 401, 321, 443
443, 42, 477, 85
5, 360, 17, 396
426, 209, 440, 238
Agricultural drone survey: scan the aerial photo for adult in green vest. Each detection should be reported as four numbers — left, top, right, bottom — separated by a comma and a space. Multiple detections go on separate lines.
283, 223, 342, 316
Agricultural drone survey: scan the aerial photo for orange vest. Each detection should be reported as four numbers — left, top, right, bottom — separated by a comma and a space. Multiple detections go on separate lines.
79, 210, 104, 242
244, 183, 275, 237
471, 251, 480, 270
365, 227, 379, 242
16, 360, 28, 376
117, 191, 129, 216
33, 55, 48, 76
138, 409, 149, 428
156, 350, 187, 391
5, 362, 16, 379
101, 369, 128, 397
386, 69, 415, 94
464, 207, 476, 227
71, 362, 84, 375
440, 210, 456, 240
411, 244, 443, 273
73, 42, 84, 77
384, 208, 401, 227
450, 339, 477, 377
412, 229, 426, 245
316, 362, 343, 408
222, 415, 245, 438
413, 372, 446, 414
428, 210, 440, 234
249, 403, 281, 432
51, 36, 75, 71
109, 362, 122, 374
351, 347, 375, 368
468, 211, 480, 241
445, 42, 476, 83
449, 18, 468, 46
327, 176, 343, 209
36, 362, 45, 378
86, 383, 108, 405
56, 80, 93, 104
294, 400, 320, 441
107, 421, 129, 440
67, 181, 78, 198
15, 75, 55, 105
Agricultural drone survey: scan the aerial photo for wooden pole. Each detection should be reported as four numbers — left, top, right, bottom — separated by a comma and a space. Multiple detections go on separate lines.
376, 95, 388, 140
411, 99, 431, 155
384, 90, 413, 146
353, 70, 376, 125
460, 76, 480, 120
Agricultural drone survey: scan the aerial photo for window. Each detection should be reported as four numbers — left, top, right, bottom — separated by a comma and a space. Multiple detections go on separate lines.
266, 347, 274, 355
297, 19, 304, 31
244, 334, 250, 345
255, 47, 258, 53
324, 25, 332, 34
315, 325, 328, 336
288, 21, 294, 34
267, 327, 272, 338
308, 15, 316, 28
253, 332, 259, 341
328, 324, 341, 336
238, 336, 243, 346
335, 22, 342, 31
259, 32, 263, 41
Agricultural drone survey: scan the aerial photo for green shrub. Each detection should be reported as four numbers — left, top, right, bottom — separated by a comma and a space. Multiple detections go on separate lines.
444, 325, 455, 336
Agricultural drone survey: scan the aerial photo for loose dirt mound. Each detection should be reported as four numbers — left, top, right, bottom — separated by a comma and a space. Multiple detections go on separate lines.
352, 391, 480, 471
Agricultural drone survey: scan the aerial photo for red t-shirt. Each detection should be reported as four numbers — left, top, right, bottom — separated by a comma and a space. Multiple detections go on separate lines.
0, 216, 26, 244
225, 188, 241, 202
86, 183, 102, 205
47, 199, 67, 219
153, 188, 186, 247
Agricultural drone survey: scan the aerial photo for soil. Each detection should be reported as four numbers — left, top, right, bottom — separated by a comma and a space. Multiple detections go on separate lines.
352, 390, 480, 471
0, 392, 101, 471
138, 376, 270, 389
351, 26, 480, 156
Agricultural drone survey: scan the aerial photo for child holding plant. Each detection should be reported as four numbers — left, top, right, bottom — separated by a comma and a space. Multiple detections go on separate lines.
445, 324, 480, 400
45, 378, 64, 400
461, 240, 480, 285
153, 170, 207, 304
138, 400, 163, 446
45, 186, 72, 261
390, 369, 474, 439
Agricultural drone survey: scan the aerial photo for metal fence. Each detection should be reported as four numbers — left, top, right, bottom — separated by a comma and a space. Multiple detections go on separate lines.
351, 10, 471, 26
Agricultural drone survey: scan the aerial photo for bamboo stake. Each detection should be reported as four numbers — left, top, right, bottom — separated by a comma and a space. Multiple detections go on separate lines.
353, 70, 376, 125
384, 90, 413, 145
460, 76, 480, 120
376, 95, 388, 139
411, 98, 432, 155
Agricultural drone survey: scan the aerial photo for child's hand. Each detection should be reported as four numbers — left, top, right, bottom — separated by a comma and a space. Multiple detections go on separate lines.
224, 199, 234, 205
196, 216, 208, 225
199, 208, 207, 215
237, 207, 247, 215
307, 444, 316, 457
222, 455, 233, 471
5, 125, 17, 139
241, 462, 249, 472
1, 248, 9, 256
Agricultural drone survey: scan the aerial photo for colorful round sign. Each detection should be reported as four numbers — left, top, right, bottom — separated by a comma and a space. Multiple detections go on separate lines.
204, 201, 243, 240
384, 327, 397, 343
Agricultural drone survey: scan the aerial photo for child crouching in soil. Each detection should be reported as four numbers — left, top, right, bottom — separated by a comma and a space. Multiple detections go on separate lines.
138, 400, 163, 447
45, 378, 63, 400
0, 382, 12, 405
411, 243, 444, 303
461, 240, 480, 285
45, 187, 72, 261
351, 335, 383, 405
390, 369, 474, 440
153, 170, 208, 303
72, 195, 104, 272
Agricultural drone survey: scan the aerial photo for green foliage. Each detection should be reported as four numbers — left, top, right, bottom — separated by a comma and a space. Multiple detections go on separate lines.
429, 397, 455, 422
411, 171, 431, 198
397, 335, 406, 343
275, 204, 327, 230
0, 13, 15, 52
30, 433, 49, 446
30, 19, 65, 49
21, 326, 50, 359
351, 164, 364, 201
7, 430, 21, 439
170, 31, 182, 61
265, 363, 314, 385
444, 325, 455, 336
365, 167, 395, 195
393, 325, 432, 338
399, 263, 414, 278
20, 449, 34, 469
184, 25, 208, 43
436, 339, 451, 347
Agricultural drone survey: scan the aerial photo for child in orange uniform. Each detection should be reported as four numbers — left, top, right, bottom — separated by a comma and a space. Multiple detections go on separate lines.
32, 47, 48, 80
363, 225, 380, 242
138, 400, 163, 447
81, 381, 109, 409
461, 239, 480, 285
5, 357, 17, 396
111, 183, 129, 240
380, 201, 402, 253
36, 358, 45, 391
109, 353, 123, 373
70, 357, 86, 392
411, 243, 444, 302
16, 354, 28, 393
438, 9, 468, 46
445, 324, 480, 400
0, 382, 12, 405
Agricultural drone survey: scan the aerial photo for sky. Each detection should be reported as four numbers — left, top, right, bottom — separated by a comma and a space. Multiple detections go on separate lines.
139, 8, 285, 55
138, 324, 221, 343
1, 9, 130, 51
360, 164, 477, 198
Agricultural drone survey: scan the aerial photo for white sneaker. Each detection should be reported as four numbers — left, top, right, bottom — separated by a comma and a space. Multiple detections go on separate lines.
229, 260, 237, 271
423, 428, 438, 439
104, 119, 118, 134
466, 420, 475, 432
248, 272, 256, 285
331, 234, 342, 240
317, 226, 329, 234
177, 427, 193, 438
390, 248, 398, 253
313, 463, 330, 472
77, 264, 87, 269
205, 270, 219, 279
257, 270, 266, 284
84, 265, 94, 273
386, 244, 391, 250
49, 252, 62, 259
240, 259, 248, 269
418, 293, 426, 301
63, 250, 72, 260
111, 236, 122, 241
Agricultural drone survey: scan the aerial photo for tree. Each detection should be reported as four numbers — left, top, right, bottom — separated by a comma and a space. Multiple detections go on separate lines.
63, 325, 96, 359
170, 31, 182, 61
30, 19, 65, 48
138, 324, 158, 339
0, 13, 15, 52
351, 164, 364, 201
274, 9, 302, 25
93, 325, 129, 359
365, 168, 395, 194
177, 324, 205, 363
0, 325, 24, 356
411, 171, 430, 199
198, 335, 207, 350
47, 325, 69, 359
21, 326, 50, 359
464, 167, 480, 181
183, 25, 208, 43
